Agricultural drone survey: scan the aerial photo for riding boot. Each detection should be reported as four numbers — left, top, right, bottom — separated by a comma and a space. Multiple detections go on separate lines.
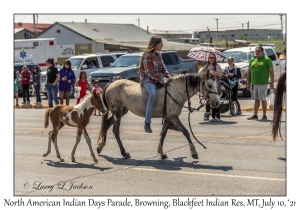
144, 123, 152, 133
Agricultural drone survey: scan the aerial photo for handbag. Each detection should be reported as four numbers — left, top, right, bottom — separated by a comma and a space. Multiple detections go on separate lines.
268, 89, 275, 110
74, 86, 81, 99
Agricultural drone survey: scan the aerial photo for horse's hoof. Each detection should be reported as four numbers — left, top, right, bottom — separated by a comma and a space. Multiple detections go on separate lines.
123, 152, 131, 159
72, 158, 76, 162
60, 159, 65, 162
161, 154, 168, 159
192, 154, 199, 159
43, 153, 48, 157
94, 159, 98, 163
96, 147, 102, 154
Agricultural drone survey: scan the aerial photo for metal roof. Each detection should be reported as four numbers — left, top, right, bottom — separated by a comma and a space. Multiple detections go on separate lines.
58, 22, 154, 42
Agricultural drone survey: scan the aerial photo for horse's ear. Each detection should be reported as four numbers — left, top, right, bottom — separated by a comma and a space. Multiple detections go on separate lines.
92, 89, 97, 96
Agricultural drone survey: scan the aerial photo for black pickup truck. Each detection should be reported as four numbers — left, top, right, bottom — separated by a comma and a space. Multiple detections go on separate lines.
88, 51, 197, 88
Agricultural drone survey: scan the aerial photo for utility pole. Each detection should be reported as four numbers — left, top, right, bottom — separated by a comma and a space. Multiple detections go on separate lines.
36, 14, 38, 35
166, 31, 168, 40
215, 18, 219, 31
136, 18, 140, 27
33, 14, 36, 35
279, 14, 284, 45
247, 21, 249, 29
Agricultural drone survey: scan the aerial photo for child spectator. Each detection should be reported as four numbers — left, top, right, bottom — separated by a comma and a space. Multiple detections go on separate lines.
91, 80, 103, 115
75, 70, 90, 105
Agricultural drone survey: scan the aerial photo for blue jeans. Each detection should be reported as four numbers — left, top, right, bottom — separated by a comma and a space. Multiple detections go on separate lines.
35, 84, 41, 102
45, 83, 59, 108
143, 82, 157, 123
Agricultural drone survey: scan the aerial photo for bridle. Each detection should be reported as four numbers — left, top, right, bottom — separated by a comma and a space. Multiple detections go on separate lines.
162, 73, 219, 149
199, 71, 219, 101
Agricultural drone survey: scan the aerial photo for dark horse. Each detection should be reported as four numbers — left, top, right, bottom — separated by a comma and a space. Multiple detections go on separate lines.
96, 70, 220, 159
271, 70, 286, 141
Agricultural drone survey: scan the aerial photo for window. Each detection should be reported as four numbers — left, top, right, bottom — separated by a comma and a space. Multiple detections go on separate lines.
244, 34, 248, 37
252, 33, 255, 36
162, 53, 179, 65
86, 57, 99, 69
256, 34, 259, 36
78, 44, 88, 54
100, 56, 115, 67
231, 34, 235, 37
265, 49, 276, 61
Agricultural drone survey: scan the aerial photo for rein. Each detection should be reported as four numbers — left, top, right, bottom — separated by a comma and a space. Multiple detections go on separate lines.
162, 76, 219, 149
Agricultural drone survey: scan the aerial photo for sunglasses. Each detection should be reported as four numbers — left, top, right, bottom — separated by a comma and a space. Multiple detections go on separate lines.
209, 57, 215, 59
255, 50, 262, 53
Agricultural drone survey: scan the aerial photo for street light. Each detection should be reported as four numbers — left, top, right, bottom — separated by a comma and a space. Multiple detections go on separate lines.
166, 31, 168, 40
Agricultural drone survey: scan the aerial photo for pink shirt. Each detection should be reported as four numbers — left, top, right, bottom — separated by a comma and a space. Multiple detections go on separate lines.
92, 87, 103, 94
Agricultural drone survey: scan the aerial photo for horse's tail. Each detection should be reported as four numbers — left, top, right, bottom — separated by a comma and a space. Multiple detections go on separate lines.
100, 83, 111, 138
271, 70, 286, 141
44, 108, 51, 129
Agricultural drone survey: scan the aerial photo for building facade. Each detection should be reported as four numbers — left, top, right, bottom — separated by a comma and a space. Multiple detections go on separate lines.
194, 29, 282, 42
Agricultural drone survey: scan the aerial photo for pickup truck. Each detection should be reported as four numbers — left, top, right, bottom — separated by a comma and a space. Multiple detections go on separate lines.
88, 51, 197, 89
40, 52, 126, 97
218, 46, 286, 97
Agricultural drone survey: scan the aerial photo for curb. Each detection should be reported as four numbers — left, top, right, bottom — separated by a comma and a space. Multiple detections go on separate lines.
15, 105, 286, 112
241, 107, 286, 112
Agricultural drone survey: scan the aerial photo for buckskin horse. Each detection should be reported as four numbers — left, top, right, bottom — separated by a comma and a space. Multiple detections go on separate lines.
271, 70, 286, 141
43, 89, 107, 163
96, 70, 220, 159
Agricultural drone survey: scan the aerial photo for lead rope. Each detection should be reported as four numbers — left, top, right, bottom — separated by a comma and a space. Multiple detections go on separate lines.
185, 79, 207, 149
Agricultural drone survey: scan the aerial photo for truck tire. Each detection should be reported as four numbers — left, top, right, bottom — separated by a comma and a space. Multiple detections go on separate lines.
29, 84, 35, 96
243, 89, 251, 97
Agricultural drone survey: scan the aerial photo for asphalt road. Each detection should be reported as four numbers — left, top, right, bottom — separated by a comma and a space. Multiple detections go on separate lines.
14, 93, 286, 196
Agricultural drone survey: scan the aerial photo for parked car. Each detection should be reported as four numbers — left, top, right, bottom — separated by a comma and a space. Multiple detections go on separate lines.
14, 63, 42, 96
88, 51, 197, 89
40, 52, 124, 97
218, 46, 286, 97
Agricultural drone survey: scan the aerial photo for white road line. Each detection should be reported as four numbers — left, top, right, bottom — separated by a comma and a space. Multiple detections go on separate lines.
133, 167, 285, 181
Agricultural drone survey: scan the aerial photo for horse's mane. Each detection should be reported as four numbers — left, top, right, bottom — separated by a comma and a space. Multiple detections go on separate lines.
74, 92, 92, 110
272, 70, 286, 141
169, 74, 200, 90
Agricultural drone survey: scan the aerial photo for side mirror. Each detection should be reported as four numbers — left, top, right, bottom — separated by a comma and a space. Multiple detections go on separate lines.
109, 63, 112, 67
82, 64, 88, 70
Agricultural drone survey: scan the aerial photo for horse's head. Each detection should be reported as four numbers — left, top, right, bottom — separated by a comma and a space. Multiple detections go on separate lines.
200, 70, 220, 108
91, 89, 107, 114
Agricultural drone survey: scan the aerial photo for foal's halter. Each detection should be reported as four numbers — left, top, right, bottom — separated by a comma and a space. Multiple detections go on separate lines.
162, 74, 219, 149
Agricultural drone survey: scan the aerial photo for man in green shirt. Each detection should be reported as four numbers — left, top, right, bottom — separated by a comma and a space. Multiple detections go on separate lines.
246, 46, 274, 121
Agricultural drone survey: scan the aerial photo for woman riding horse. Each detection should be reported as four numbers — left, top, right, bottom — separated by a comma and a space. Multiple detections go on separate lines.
96, 70, 220, 159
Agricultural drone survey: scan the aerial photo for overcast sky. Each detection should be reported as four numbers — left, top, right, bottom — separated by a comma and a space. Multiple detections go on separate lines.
14, 14, 286, 33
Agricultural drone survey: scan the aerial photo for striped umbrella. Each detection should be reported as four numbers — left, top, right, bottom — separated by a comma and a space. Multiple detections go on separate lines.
187, 46, 225, 62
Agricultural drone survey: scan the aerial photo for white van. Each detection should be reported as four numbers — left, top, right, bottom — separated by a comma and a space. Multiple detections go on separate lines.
40, 52, 126, 97
14, 38, 57, 72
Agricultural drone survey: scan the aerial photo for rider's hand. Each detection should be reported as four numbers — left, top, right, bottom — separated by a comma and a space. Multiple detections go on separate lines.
163, 78, 169, 87
270, 83, 274, 89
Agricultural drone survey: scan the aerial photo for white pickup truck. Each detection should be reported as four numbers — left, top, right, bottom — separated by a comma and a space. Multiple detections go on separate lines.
218, 46, 286, 97
40, 52, 126, 97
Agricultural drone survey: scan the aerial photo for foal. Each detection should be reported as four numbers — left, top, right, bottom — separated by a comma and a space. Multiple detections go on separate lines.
43, 89, 107, 163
